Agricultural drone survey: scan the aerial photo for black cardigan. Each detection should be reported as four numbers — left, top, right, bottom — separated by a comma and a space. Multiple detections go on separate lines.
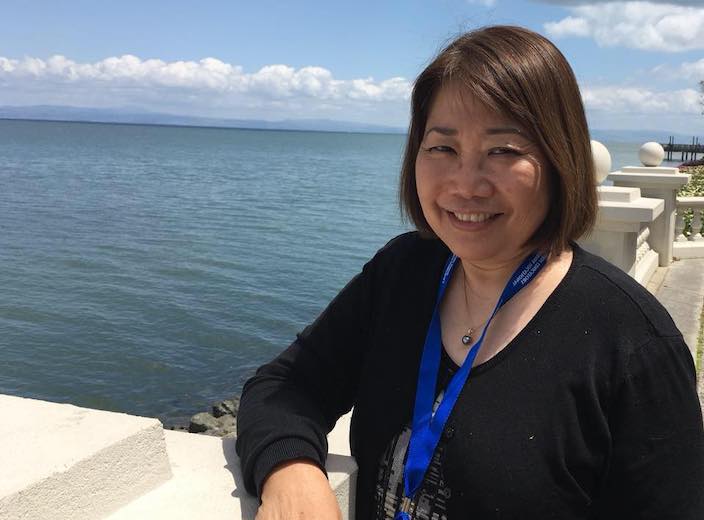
236, 232, 704, 519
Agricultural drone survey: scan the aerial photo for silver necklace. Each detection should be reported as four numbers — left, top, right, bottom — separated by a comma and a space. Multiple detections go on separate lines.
460, 267, 490, 346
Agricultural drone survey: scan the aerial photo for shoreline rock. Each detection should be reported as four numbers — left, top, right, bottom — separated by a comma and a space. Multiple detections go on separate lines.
165, 396, 240, 438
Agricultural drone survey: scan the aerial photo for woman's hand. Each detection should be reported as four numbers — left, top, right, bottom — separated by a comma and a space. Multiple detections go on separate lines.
256, 459, 343, 520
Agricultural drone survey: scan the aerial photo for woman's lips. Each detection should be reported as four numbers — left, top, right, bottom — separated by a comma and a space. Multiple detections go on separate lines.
452, 211, 497, 223
447, 210, 502, 229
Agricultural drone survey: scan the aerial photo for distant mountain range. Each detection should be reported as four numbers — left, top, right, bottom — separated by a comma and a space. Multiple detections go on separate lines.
0, 104, 698, 143
0, 105, 406, 134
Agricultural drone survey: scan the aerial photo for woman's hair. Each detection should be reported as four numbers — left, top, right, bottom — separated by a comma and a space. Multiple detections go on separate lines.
399, 25, 597, 256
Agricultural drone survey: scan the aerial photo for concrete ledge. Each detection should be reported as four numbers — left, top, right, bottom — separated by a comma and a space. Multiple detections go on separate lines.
0, 395, 171, 520
108, 411, 356, 520
0, 394, 357, 520
596, 197, 663, 224
635, 249, 659, 285
673, 241, 704, 259
108, 427, 357, 520
653, 258, 704, 358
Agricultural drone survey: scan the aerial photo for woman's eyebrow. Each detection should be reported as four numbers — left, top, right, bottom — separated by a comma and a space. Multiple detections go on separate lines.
485, 127, 524, 136
424, 126, 457, 138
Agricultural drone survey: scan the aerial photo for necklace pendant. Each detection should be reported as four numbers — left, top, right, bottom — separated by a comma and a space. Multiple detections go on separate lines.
461, 333, 472, 346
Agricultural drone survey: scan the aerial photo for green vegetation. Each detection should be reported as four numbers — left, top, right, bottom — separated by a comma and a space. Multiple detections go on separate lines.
697, 303, 704, 392
679, 165, 704, 197
681, 165, 704, 385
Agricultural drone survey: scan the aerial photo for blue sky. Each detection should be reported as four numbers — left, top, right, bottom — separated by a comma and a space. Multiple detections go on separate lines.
1, 0, 703, 134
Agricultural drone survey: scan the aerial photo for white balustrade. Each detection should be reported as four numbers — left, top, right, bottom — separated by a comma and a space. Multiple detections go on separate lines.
637, 224, 652, 264
673, 197, 704, 259
578, 185, 663, 284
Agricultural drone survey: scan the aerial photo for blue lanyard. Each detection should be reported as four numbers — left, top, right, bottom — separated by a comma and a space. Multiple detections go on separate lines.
395, 251, 547, 520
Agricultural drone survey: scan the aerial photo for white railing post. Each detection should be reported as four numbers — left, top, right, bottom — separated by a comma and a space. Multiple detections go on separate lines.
607, 143, 690, 267
692, 209, 703, 241
579, 141, 664, 284
675, 210, 688, 242
579, 185, 663, 283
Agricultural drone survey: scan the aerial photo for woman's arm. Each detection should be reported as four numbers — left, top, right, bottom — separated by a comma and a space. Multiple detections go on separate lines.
235, 244, 382, 498
255, 460, 342, 520
594, 335, 704, 519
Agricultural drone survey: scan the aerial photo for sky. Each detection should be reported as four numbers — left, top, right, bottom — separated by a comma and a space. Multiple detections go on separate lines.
0, 0, 703, 135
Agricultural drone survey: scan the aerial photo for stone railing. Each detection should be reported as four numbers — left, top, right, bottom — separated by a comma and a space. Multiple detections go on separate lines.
674, 197, 704, 259
636, 223, 658, 279
580, 141, 704, 286
578, 184, 662, 284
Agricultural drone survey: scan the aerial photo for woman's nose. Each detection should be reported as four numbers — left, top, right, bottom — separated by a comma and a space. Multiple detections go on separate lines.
452, 155, 493, 198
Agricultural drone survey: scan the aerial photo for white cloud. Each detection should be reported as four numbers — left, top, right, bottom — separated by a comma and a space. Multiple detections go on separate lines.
544, 2, 704, 52
669, 58, 704, 80
467, 0, 496, 6
538, 0, 700, 5
1, 53, 702, 132
0, 54, 412, 124
582, 85, 701, 114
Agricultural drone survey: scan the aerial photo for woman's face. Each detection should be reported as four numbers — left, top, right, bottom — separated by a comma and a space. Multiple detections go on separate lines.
415, 85, 551, 267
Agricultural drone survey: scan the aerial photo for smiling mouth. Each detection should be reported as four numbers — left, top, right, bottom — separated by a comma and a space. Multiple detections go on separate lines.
451, 211, 500, 223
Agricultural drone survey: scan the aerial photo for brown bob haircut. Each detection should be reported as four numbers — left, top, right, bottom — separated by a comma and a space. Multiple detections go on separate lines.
400, 25, 597, 256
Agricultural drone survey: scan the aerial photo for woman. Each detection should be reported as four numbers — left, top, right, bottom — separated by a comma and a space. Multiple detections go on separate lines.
236, 26, 704, 519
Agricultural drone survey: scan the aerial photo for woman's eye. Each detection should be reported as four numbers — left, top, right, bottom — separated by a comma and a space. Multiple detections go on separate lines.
426, 145, 455, 154
489, 146, 522, 156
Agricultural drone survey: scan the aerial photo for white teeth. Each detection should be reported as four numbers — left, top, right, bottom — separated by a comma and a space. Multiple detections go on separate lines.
453, 212, 494, 223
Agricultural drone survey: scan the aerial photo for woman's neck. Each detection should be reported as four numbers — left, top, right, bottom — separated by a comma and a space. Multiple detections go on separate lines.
459, 249, 534, 301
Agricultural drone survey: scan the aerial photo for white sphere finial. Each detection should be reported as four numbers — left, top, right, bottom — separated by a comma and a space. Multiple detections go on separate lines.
591, 140, 611, 184
639, 142, 664, 167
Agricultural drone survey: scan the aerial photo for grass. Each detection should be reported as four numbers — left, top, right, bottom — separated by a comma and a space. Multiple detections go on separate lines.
678, 166, 704, 396
698, 304, 704, 373
697, 303, 704, 399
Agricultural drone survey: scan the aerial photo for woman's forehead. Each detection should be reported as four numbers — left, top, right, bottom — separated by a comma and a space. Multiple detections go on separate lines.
426, 86, 524, 135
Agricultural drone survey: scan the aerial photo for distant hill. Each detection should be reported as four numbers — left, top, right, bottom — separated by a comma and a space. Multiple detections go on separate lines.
0, 105, 406, 134
0, 105, 698, 143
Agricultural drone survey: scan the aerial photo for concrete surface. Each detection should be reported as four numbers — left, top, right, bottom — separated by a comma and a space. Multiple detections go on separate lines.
648, 256, 704, 416
651, 257, 704, 359
0, 395, 356, 520
0, 394, 171, 520
107, 412, 356, 520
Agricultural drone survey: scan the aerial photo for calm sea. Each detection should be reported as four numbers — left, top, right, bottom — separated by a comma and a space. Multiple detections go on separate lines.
0, 119, 677, 424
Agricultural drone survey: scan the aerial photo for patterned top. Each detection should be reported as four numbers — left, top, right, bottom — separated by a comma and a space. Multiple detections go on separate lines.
373, 348, 459, 520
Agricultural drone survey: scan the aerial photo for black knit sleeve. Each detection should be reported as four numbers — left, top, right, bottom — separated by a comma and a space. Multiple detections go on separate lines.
235, 245, 382, 497
595, 335, 704, 519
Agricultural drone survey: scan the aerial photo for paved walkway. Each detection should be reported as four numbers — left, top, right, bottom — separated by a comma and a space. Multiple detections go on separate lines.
647, 257, 704, 405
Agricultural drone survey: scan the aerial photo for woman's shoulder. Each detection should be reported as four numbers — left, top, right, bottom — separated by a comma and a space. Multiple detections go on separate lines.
357, 232, 452, 300
568, 244, 681, 340
370, 231, 449, 269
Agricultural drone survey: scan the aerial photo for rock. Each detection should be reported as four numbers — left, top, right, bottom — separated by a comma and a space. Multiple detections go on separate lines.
214, 414, 237, 436
189, 412, 219, 433
188, 411, 237, 437
166, 424, 189, 433
212, 397, 240, 418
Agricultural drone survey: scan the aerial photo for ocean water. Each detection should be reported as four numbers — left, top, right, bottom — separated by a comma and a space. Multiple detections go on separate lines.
0, 119, 675, 424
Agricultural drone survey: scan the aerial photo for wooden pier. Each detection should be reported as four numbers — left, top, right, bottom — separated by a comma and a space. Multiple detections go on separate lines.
662, 136, 704, 162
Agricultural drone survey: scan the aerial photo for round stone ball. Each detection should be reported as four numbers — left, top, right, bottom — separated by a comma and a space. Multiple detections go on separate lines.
591, 140, 612, 184
639, 142, 665, 167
